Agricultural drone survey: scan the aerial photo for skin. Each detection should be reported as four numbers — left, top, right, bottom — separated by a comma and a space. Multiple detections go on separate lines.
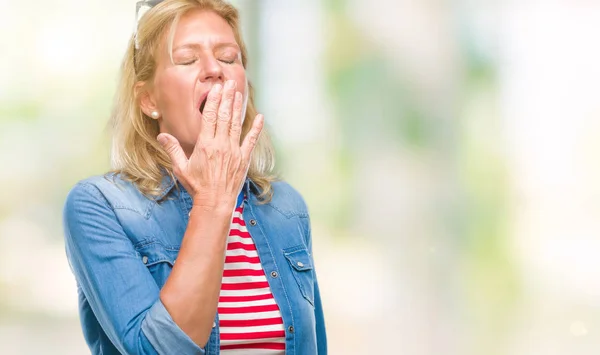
140, 9, 249, 157
136, 9, 264, 347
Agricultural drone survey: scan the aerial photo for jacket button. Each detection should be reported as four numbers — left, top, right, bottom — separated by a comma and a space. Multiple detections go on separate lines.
288, 325, 294, 333
212, 322, 216, 328
270, 271, 278, 278
249, 219, 257, 226
297, 261, 304, 268
142, 256, 148, 264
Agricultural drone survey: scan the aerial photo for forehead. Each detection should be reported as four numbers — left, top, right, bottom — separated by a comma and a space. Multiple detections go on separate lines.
172, 9, 236, 45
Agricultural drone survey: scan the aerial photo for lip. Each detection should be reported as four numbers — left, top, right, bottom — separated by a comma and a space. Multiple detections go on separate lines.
197, 90, 210, 113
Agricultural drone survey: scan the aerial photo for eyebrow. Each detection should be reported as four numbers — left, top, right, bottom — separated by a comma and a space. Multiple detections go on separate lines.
172, 42, 240, 52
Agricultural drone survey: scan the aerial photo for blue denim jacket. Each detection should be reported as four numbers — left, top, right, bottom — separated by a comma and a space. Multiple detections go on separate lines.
63, 173, 327, 354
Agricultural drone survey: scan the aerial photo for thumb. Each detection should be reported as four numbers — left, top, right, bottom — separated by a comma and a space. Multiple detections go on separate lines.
157, 133, 187, 168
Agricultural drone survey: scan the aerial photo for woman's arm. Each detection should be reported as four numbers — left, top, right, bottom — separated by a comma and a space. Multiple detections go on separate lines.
155, 80, 264, 347
301, 208, 328, 354
314, 277, 328, 354
158, 202, 233, 347
64, 182, 205, 355
65, 81, 263, 354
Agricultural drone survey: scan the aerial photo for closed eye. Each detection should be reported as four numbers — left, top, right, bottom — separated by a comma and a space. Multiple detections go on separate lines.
180, 59, 197, 65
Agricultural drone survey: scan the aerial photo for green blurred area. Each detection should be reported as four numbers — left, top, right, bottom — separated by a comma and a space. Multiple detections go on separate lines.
2, 0, 600, 354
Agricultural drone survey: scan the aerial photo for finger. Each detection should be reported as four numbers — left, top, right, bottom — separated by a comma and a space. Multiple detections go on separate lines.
200, 83, 223, 141
240, 114, 264, 162
229, 91, 243, 146
215, 80, 236, 138
157, 133, 188, 172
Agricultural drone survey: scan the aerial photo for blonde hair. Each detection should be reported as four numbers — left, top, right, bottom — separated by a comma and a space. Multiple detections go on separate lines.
110, 0, 276, 202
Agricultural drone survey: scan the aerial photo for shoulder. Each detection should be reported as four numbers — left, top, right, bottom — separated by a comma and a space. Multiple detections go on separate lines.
64, 172, 149, 212
267, 180, 310, 218
268, 180, 313, 247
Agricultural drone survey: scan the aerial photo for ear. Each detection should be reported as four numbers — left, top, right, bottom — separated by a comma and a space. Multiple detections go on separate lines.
135, 81, 159, 118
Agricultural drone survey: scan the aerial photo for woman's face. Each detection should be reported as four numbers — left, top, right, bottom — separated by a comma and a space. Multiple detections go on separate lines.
141, 9, 247, 156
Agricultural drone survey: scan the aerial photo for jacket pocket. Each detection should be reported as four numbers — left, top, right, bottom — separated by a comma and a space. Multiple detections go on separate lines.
283, 245, 315, 307
134, 240, 179, 288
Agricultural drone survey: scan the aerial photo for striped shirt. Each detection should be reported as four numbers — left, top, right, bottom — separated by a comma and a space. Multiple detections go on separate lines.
218, 203, 286, 353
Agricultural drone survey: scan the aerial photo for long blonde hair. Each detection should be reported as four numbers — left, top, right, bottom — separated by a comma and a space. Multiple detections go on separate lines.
110, 0, 276, 202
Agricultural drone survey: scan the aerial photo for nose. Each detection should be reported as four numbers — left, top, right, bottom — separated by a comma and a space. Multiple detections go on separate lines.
199, 56, 224, 83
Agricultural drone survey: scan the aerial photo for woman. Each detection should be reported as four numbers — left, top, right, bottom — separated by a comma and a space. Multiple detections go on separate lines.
62, 0, 327, 354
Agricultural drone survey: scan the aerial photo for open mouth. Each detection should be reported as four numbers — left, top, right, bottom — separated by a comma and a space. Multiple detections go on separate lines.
199, 92, 209, 114
199, 97, 208, 114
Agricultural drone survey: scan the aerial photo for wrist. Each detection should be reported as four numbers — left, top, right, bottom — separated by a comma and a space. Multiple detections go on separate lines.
191, 198, 236, 215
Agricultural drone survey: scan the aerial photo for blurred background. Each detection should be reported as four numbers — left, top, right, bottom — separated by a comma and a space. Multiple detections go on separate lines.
1, 0, 600, 354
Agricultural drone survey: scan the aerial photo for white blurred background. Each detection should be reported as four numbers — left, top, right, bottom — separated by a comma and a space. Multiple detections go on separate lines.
1, 0, 600, 354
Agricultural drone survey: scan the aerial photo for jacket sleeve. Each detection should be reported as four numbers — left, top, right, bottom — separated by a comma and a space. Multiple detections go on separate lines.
63, 182, 205, 355
313, 278, 328, 355
303, 211, 328, 354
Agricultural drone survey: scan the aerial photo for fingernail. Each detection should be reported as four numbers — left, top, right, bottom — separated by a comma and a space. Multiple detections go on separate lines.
157, 134, 168, 146
225, 80, 235, 89
213, 84, 222, 93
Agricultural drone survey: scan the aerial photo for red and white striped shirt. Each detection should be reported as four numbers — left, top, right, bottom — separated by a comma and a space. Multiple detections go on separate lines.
218, 204, 286, 353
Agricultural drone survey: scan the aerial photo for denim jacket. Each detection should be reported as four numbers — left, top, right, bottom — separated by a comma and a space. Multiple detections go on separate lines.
63, 173, 327, 355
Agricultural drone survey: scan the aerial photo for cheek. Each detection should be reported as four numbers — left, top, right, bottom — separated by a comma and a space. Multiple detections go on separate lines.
154, 68, 195, 102
228, 68, 248, 123
153, 78, 176, 109
241, 80, 249, 124
226, 67, 246, 94
239, 76, 247, 96
153, 72, 199, 143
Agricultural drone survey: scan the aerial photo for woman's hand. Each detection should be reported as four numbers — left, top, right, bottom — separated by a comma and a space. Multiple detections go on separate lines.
157, 80, 264, 212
